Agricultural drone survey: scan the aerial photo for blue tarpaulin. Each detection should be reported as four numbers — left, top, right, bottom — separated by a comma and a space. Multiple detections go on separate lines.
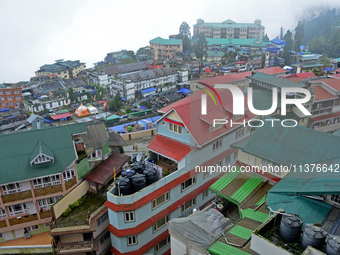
109, 121, 137, 133
90, 90, 96, 94
33, 94, 37, 97
7, 116, 13, 119
44, 118, 55, 123
300, 45, 306, 49
139, 106, 146, 110
0, 108, 9, 112
176, 88, 190, 94
141, 87, 156, 94
122, 97, 126, 100
271, 38, 286, 45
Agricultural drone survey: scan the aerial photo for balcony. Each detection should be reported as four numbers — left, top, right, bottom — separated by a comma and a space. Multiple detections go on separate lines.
57, 242, 93, 254
314, 122, 340, 133
34, 184, 63, 197
2, 190, 32, 204
65, 177, 76, 190
0, 220, 7, 228
40, 209, 52, 219
9, 214, 38, 226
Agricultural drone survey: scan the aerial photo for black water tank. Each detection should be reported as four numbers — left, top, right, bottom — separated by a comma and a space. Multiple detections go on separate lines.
115, 177, 130, 196
131, 162, 145, 173
143, 168, 159, 185
279, 214, 303, 243
301, 224, 327, 250
122, 169, 136, 180
131, 174, 146, 192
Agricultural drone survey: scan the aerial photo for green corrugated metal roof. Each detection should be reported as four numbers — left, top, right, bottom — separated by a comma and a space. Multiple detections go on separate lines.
207, 51, 224, 57
194, 22, 264, 29
247, 72, 306, 88
245, 83, 282, 110
228, 225, 253, 239
206, 38, 270, 46
29, 140, 54, 162
266, 193, 332, 225
299, 54, 321, 60
333, 58, 340, 62
0, 123, 86, 184
105, 114, 120, 120
239, 116, 340, 167
149, 37, 182, 45
231, 176, 263, 203
255, 195, 266, 206
292, 62, 322, 68
241, 209, 269, 223
271, 111, 305, 120
209, 170, 241, 192
208, 241, 251, 255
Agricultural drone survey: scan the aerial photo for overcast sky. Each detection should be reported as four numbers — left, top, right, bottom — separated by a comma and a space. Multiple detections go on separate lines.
0, 0, 338, 83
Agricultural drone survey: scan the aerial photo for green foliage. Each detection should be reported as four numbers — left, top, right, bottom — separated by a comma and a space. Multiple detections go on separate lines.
141, 100, 152, 109
178, 22, 192, 53
109, 93, 123, 111
224, 51, 237, 64
195, 33, 208, 67
263, 34, 270, 42
126, 50, 135, 59
294, 21, 304, 52
282, 30, 294, 65
67, 87, 78, 103
125, 107, 133, 113
62, 207, 72, 217
320, 53, 331, 68
308, 36, 327, 53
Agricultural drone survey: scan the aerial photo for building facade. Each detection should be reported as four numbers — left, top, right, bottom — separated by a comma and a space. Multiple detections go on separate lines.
0, 86, 23, 109
105, 89, 257, 254
35, 60, 86, 79
149, 37, 183, 60
193, 18, 265, 39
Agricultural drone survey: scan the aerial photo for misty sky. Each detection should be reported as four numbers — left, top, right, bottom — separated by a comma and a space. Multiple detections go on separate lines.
0, 0, 338, 83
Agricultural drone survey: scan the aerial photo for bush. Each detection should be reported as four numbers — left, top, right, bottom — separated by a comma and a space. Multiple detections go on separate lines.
62, 207, 72, 217
72, 201, 80, 208
69, 203, 76, 210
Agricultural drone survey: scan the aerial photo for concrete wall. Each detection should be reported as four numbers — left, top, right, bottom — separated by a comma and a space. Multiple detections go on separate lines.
53, 180, 89, 219
60, 233, 83, 243
121, 129, 155, 141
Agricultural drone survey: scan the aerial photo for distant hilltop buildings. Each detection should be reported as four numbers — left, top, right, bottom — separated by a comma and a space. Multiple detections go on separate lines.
193, 18, 265, 39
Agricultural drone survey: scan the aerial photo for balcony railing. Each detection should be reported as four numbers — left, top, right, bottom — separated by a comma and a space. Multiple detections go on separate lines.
34, 184, 63, 197
57, 242, 93, 253
0, 220, 7, 228
2, 190, 33, 204
65, 177, 76, 190
40, 210, 52, 219
9, 214, 38, 226
314, 122, 340, 133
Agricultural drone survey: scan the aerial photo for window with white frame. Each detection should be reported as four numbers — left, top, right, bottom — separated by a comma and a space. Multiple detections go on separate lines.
63, 167, 75, 182
0, 97, 4, 101
155, 236, 170, 253
202, 189, 209, 199
8, 203, 28, 216
212, 139, 222, 151
236, 128, 244, 139
97, 211, 109, 227
169, 123, 183, 134
203, 169, 209, 178
233, 150, 238, 160
7, 97, 12, 101
0, 208, 7, 219
182, 198, 196, 213
2, 182, 21, 195
225, 155, 231, 165
152, 191, 170, 209
215, 160, 222, 167
124, 211, 135, 222
0, 91, 2, 95
100, 231, 110, 245
127, 235, 137, 246
15, 96, 21, 100
37, 196, 62, 210
181, 176, 196, 192
88, 149, 102, 160
14, 90, 20, 94
31, 153, 54, 165
33, 174, 61, 189
210, 123, 224, 132
153, 214, 170, 232
246, 125, 251, 133
5, 91, 10, 95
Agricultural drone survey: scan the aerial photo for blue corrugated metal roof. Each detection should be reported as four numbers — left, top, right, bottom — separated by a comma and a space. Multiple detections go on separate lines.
141, 87, 156, 93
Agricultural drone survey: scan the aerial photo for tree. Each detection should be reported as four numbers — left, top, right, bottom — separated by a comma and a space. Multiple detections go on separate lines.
282, 30, 294, 66
195, 33, 208, 69
308, 36, 327, 54
67, 88, 77, 103
294, 21, 304, 52
109, 93, 123, 112
178, 22, 192, 54
124, 107, 133, 113
328, 29, 340, 57
126, 50, 135, 59
263, 34, 269, 42
320, 53, 330, 69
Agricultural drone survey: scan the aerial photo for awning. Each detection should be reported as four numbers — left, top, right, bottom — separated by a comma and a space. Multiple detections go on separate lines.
147, 134, 194, 162
50, 113, 72, 120
84, 152, 131, 185
141, 87, 156, 94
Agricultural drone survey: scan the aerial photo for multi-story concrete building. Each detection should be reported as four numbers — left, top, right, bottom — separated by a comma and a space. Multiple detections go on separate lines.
0, 123, 90, 243
0, 86, 24, 109
193, 18, 265, 39
206, 38, 272, 52
35, 60, 86, 79
105, 88, 257, 254
149, 37, 183, 60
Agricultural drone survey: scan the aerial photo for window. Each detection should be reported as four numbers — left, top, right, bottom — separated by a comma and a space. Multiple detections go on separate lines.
0, 91, 2, 95
6, 91, 11, 95
37, 195, 62, 210
97, 211, 109, 227
181, 177, 196, 192
33, 174, 61, 189
7, 203, 28, 216
14, 90, 20, 94
31, 225, 39, 230
155, 236, 170, 253
2, 103, 6, 106
233, 150, 238, 160
152, 191, 170, 209
203, 170, 209, 178
7, 97, 12, 101
124, 211, 135, 222
212, 139, 222, 151
202, 189, 209, 199
210, 123, 224, 132
236, 128, 244, 139
100, 231, 110, 245
169, 123, 182, 134
153, 215, 170, 232
127, 235, 137, 246
162, 121, 165, 125
182, 198, 196, 212
330, 195, 340, 204
0, 208, 7, 219
233, 114, 244, 120
15, 96, 21, 100
62, 167, 75, 182
0, 233, 2, 238
44, 222, 51, 228
8, 103, 13, 106
0, 97, 4, 101
246, 125, 251, 133
225, 155, 231, 164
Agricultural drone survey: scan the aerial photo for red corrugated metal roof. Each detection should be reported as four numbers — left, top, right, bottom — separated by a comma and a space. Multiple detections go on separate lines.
311, 111, 340, 122
330, 74, 340, 78
314, 86, 337, 101
84, 152, 131, 185
322, 79, 340, 91
258, 66, 286, 75
147, 134, 194, 162
50, 113, 72, 120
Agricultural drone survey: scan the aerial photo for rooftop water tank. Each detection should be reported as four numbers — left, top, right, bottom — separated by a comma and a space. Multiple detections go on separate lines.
122, 169, 136, 180
131, 174, 146, 192
325, 236, 340, 255
279, 214, 303, 243
143, 168, 158, 185
131, 162, 145, 173
115, 177, 130, 196
301, 224, 327, 250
